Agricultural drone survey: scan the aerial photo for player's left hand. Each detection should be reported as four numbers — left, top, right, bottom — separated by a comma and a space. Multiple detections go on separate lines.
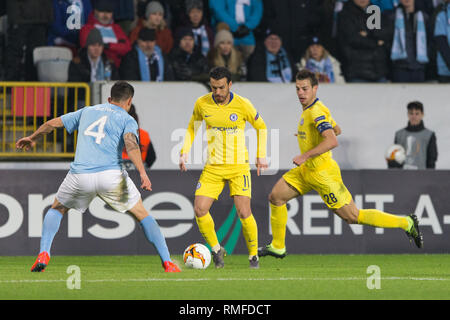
179, 153, 188, 172
256, 157, 268, 176
16, 137, 35, 151
293, 154, 308, 167
140, 173, 152, 191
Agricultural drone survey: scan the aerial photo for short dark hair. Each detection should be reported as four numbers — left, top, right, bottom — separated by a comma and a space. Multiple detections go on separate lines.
295, 69, 318, 87
110, 81, 134, 102
407, 101, 424, 113
209, 66, 232, 83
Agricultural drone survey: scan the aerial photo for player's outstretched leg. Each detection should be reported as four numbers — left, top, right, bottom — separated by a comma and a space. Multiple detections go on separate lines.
131, 200, 180, 272
31, 205, 65, 272
335, 201, 424, 248
405, 214, 424, 248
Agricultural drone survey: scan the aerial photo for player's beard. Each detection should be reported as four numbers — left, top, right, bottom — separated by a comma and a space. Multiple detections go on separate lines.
214, 90, 229, 104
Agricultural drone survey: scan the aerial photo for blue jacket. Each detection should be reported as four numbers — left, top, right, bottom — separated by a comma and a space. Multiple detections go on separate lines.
210, 0, 263, 46
48, 0, 92, 46
370, 0, 397, 11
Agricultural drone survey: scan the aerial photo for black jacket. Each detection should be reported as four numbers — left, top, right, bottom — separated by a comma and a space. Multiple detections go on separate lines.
434, 4, 450, 74
168, 47, 209, 82
337, 1, 390, 81
120, 47, 174, 81
247, 43, 295, 82
68, 48, 119, 83
6, 0, 53, 25
260, 0, 322, 62
384, 6, 431, 71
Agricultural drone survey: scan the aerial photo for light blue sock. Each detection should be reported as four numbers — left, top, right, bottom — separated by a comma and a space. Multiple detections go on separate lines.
40, 208, 63, 256
140, 216, 171, 263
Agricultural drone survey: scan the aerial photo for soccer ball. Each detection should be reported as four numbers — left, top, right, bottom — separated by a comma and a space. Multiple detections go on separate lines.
183, 243, 211, 269
385, 144, 406, 164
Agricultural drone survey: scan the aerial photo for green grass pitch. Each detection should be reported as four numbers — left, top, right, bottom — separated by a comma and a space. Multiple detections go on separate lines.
0, 254, 449, 300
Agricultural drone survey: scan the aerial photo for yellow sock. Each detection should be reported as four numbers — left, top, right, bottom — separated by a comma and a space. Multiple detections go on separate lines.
270, 203, 288, 249
240, 214, 258, 257
195, 212, 219, 249
358, 209, 409, 230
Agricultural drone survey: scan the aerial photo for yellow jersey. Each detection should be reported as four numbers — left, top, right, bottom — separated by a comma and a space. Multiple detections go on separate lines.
181, 92, 267, 167
297, 98, 337, 169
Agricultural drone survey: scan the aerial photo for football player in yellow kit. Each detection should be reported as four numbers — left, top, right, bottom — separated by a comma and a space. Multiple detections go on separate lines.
259, 69, 423, 259
179, 67, 268, 269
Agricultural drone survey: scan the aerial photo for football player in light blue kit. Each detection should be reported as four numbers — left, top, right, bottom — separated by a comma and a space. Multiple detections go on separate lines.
16, 81, 181, 273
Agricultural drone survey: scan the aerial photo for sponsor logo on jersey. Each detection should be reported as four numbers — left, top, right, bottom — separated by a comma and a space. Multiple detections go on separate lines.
297, 131, 307, 139
314, 115, 326, 123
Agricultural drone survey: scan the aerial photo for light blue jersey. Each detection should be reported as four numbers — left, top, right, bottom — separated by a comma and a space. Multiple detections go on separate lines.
61, 103, 139, 173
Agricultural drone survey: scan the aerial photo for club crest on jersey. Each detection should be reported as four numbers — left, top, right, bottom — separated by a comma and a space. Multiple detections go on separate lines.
196, 182, 201, 190
229, 113, 238, 121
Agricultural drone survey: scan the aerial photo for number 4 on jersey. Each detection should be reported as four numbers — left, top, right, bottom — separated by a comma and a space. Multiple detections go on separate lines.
84, 116, 107, 144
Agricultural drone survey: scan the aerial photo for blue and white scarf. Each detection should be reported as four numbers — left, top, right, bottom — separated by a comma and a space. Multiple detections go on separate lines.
332, 0, 347, 37
136, 45, 164, 82
192, 25, 210, 57
266, 48, 292, 83
305, 57, 335, 83
435, 3, 450, 76
88, 55, 105, 82
391, 7, 429, 64
95, 25, 117, 44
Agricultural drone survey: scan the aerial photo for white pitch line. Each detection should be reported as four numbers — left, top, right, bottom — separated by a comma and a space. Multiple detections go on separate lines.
0, 277, 449, 284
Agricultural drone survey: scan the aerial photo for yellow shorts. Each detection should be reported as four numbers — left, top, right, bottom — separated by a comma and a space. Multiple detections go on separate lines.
282, 159, 352, 210
195, 165, 251, 200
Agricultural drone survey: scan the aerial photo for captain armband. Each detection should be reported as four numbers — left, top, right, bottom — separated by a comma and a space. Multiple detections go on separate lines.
316, 122, 333, 133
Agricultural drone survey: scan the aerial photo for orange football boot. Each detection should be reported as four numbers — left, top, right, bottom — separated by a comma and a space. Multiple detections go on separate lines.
163, 261, 181, 273
30, 251, 50, 272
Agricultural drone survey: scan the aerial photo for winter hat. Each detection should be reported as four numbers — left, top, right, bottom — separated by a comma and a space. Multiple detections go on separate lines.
85, 28, 104, 47
214, 29, 234, 48
308, 36, 323, 47
186, 0, 203, 13
265, 26, 282, 40
146, 1, 164, 18
95, 0, 115, 12
175, 27, 195, 43
138, 27, 156, 41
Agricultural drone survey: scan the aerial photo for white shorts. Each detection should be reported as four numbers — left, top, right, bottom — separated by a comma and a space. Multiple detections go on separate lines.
56, 169, 141, 213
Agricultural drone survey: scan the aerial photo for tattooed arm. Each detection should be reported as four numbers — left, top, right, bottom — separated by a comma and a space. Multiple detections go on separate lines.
124, 132, 152, 191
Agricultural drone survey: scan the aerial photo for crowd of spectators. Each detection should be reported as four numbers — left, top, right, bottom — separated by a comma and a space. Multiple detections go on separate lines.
0, 0, 449, 85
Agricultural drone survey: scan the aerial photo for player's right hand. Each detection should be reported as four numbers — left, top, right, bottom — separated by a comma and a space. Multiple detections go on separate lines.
140, 174, 152, 191
16, 137, 35, 151
179, 153, 188, 172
